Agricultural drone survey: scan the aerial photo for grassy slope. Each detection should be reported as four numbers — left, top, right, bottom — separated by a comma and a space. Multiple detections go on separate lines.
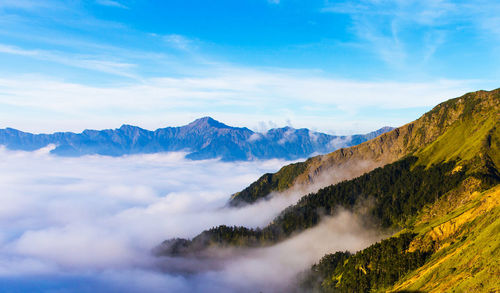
388, 185, 500, 293
414, 89, 499, 174
394, 91, 500, 292
159, 89, 498, 254
159, 89, 499, 291
230, 88, 500, 206
311, 183, 500, 293
229, 161, 308, 204
305, 89, 499, 292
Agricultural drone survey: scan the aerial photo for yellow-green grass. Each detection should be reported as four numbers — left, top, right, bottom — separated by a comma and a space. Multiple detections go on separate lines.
389, 185, 500, 292
415, 113, 498, 170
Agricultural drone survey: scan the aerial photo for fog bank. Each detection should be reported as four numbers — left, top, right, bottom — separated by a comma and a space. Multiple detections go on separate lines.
0, 146, 382, 292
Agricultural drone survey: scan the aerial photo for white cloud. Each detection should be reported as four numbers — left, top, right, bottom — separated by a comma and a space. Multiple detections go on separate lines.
196, 210, 383, 292
247, 133, 263, 142
0, 147, 385, 292
0, 71, 482, 134
278, 127, 297, 144
0, 0, 497, 138
0, 147, 290, 270
0, 44, 137, 78
0, 1, 496, 136
328, 135, 351, 149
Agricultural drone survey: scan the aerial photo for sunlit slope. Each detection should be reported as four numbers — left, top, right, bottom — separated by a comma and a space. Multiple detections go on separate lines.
230, 88, 500, 205
388, 185, 500, 292
300, 88, 499, 292
158, 88, 499, 257
157, 156, 469, 257
414, 91, 499, 181
156, 88, 499, 292
302, 183, 499, 293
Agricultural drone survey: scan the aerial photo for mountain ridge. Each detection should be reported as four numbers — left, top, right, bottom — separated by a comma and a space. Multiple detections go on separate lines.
230, 88, 499, 205
0, 118, 393, 161
156, 88, 500, 292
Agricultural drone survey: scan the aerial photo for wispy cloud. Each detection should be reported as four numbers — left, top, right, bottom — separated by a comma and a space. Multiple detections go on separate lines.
163, 34, 195, 51
0, 70, 484, 134
95, 0, 129, 9
0, 44, 38, 56
321, 0, 500, 67
0, 0, 128, 37
322, 1, 449, 67
0, 44, 137, 78
0, 0, 53, 10
463, 0, 500, 39
0, 0, 496, 135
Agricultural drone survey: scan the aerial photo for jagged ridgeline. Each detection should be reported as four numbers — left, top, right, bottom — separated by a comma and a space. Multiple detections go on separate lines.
156, 89, 499, 292
230, 88, 500, 206
0, 117, 392, 161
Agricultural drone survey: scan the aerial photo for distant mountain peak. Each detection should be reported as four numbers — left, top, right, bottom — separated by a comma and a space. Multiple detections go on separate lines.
187, 117, 232, 129
377, 126, 394, 132
119, 124, 138, 130
0, 116, 394, 161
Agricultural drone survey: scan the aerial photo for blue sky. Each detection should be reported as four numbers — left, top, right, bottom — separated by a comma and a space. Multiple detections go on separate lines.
0, 0, 498, 134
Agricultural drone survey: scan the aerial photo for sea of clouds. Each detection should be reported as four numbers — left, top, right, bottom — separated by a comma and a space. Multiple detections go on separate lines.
0, 146, 382, 292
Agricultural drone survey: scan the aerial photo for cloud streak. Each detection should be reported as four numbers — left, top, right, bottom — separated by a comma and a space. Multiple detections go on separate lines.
0, 0, 497, 137
0, 71, 481, 134
96, 0, 129, 9
0, 44, 137, 78
323, 0, 500, 67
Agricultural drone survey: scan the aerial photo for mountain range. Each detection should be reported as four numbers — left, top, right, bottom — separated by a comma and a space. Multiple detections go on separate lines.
0, 118, 392, 161
156, 88, 500, 292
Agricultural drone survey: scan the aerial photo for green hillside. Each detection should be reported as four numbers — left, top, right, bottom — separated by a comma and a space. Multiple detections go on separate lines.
157, 156, 471, 255
229, 161, 308, 205
297, 88, 499, 292
157, 88, 499, 292
303, 180, 499, 293
390, 185, 500, 292
230, 89, 499, 206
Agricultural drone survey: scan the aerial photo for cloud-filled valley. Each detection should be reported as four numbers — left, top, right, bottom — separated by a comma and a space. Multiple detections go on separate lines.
0, 146, 382, 292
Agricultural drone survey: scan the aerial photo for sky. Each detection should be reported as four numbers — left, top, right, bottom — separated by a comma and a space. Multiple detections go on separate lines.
0, 0, 498, 134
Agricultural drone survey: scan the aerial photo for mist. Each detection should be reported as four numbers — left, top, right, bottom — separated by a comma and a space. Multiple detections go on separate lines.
0, 146, 382, 292
154, 210, 383, 293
